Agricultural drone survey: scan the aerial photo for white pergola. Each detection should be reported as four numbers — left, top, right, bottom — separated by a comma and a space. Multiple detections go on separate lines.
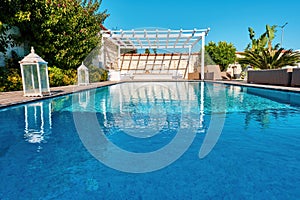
101, 28, 210, 80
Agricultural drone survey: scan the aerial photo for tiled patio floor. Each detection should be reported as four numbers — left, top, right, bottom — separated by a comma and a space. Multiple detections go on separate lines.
0, 81, 117, 108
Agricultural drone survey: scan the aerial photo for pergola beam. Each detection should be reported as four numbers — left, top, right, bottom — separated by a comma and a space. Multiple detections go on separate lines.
117, 45, 196, 49
166, 29, 170, 48
173, 29, 183, 48
144, 29, 151, 49
101, 28, 210, 50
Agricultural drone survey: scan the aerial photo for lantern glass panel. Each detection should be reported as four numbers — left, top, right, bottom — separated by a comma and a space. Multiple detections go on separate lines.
39, 64, 49, 93
23, 65, 40, 94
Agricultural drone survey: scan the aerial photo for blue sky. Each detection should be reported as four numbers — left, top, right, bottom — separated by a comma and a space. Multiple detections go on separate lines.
100, 0, 300, 52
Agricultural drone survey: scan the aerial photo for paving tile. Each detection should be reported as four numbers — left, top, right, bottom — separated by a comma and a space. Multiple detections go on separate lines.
0, 81, 117, 108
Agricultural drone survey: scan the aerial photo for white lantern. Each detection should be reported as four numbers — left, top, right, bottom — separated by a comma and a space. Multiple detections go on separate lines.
77, 62, 89, 86
19, 47, 50, 97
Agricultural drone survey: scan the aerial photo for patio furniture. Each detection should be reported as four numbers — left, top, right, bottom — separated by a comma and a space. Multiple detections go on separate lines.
247, 69, 292, 86
188, 72, 200, 80
291, 68, 300, 86
204, 65, 223, 80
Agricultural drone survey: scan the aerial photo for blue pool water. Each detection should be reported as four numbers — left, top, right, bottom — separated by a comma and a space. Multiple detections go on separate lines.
0, 82, 299, 199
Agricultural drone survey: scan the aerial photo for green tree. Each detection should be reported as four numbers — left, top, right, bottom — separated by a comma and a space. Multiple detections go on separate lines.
266, 25, 278, 52
0, 0, 22, 53
0, 23, 11, 53
205, 41, 237, 71
1, 0, 108, 69
198, 50, 215, 66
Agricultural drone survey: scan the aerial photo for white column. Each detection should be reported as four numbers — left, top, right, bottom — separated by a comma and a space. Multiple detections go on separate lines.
117, 45, 121, 70
188, 45, 192, 75
110, 45, 121, 81
201, 33, 205, 81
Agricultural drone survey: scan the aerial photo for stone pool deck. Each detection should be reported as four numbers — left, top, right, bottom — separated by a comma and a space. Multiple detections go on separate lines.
213, 80, 300, 92
211, 80, 300, 92
0, 81, 118, 108
1, 80, 300, 108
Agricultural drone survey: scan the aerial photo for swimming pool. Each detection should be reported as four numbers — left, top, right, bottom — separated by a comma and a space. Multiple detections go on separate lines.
0, 82, 299, 199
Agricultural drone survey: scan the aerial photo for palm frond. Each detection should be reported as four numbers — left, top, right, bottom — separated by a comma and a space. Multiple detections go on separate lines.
238, 48, 300, 69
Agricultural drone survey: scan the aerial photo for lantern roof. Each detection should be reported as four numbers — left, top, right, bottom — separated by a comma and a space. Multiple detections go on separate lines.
19, 47, 47, 64
78, 62, 88, 71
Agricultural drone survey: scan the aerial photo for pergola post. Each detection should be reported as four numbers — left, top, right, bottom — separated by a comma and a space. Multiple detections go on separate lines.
117, 44, 121, 70
188, 45, 192, 75
201, 32, 205, 81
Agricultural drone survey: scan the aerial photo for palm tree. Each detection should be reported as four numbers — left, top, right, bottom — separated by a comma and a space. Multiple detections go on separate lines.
265, 25, 277, 53
246, 27, 267, 52
238, 48, 300, 69
241, 24, 300, 69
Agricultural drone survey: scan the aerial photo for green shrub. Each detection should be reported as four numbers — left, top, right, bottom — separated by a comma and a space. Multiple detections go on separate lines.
0, 65, 108, 92
48, 66, 64, 87
5, 50, 22, 69
0, 68, 22, 92
48, 66, 77, 87
89, 66, 108, 82
62, 69, 77, 86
